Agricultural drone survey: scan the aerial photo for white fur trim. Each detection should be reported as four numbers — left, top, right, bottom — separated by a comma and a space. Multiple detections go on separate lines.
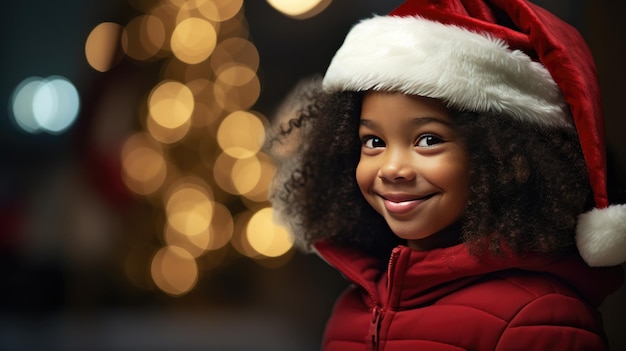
323, 16, 573, 128
576, 204, 626, 267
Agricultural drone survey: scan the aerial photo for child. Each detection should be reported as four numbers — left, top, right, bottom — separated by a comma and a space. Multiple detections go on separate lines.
267, 0, 626, 350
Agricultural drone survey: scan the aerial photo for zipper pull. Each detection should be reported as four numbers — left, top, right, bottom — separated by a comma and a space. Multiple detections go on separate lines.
368, 306, 382, 350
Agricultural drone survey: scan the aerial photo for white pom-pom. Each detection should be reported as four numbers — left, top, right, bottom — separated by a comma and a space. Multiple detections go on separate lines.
576, 204, 626, 267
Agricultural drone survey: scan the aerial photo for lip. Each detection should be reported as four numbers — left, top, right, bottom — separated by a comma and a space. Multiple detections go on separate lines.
381, 193, 435, 214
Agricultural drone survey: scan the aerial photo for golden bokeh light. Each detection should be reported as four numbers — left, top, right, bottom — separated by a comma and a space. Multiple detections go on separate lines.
206, 202, 234, 250
187, 79, 223, 128
216, 63, 257, 87
216, 110, 265, 159
165, 179, 214, 236
211, 37, 260, 73
246, 207, 294, 258
231, 155, 262, 195
121, 133, 168, 195
241, 152, 276, 203
163, 201, 234, 257
230, 210, 261, 258
115, 0, 299, 296
142, 15, 167, 55
146, 108, 191, 144
148, 80, 195, 129
195, 0, 220, 22
266, 0, 332, 19
170, 17, 217, 64
164, 223, 210, 258
213, 151, 239, 195
213, 73, 261, 111
85, 22, 124, 72
121, 15, 167, 61
151, 246, 198, 296
200, 0, 243, 22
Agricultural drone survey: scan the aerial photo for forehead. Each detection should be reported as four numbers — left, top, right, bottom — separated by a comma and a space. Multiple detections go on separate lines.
360, 91, 454, 124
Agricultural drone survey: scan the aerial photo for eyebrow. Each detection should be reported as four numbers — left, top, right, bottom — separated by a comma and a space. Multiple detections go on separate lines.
360, 116, 453, 128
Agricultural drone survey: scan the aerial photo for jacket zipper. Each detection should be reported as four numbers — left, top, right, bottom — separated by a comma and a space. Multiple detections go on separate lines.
368, 248, 401, 350
368, 305, 383, 351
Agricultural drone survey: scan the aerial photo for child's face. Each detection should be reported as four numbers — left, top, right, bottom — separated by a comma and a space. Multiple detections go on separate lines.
356, 91, 470, 248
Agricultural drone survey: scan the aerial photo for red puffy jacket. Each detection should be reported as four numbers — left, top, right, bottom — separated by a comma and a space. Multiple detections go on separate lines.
315, 241, 623, 351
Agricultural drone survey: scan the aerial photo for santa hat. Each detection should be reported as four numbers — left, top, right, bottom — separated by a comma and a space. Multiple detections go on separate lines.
322, 0, 626, 267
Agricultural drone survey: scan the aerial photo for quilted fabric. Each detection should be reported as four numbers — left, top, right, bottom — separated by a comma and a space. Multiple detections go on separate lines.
315, 241, 623, 350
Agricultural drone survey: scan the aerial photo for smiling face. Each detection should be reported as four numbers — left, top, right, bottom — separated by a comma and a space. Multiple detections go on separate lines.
356, 91, 470, 250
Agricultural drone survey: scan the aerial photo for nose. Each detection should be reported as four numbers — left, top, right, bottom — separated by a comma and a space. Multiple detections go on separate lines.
378, 148, 416, 182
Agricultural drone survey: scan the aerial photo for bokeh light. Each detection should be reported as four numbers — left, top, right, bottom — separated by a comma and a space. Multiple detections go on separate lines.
148, 80, 195, 130
85, 22, 124, 72
216, 110, 265, 158
266, 0, 332, 19
121, 15, 167, 61
246, 207, 294, 258
10, 76, 80, 135
241, 152, 276, 203
164, 179, 214, 237
211, 37, 259, 72
150, 245, 198, 296
202, 0, 244, 22
170, 17, 217, 64
109, 0, 297, 296
121, 133, 168, 195
206, 202, 234, 250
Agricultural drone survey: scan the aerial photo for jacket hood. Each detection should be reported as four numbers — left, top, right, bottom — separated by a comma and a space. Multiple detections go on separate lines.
314, 240, 624, 309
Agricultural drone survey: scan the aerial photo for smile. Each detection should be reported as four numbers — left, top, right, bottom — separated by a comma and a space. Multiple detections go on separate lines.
381, 193, 435, 214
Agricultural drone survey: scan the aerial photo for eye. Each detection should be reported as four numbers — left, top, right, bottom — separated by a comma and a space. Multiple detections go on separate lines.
362, 136, 386, 149
416, 134, 445, 147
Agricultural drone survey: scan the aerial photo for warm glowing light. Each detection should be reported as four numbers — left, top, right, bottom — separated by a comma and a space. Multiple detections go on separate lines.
170, 17, 217, 64
148, 80, 195, 129
122, 15, 166, 61
216, 110, 265, 158
213, 73, 260, 112
211, 37, 259, 73
246, 207, 294, 257
146, 109, 191, 144
164, 224, 210, 258
200, 0, 243, 22
213, 152, 238, 195
121, 133, 168, 195
85, 22, 124, 72
266, 0, 332, 19
162, 199, 231, 256
242, 152, 276, 203
216, 63, 256, 87
230, 211, 260, 258
231, 156, 262, 195
187, 79, 222, 128
10, 76, 80, 135
151, 246, 198, 296
195, 0, 220, 22
165, 180, 214, 236
206, 202, 233, 250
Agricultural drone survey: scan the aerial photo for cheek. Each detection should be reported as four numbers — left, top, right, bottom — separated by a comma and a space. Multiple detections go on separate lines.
441, 163, 470, 203
355, 159, 373, 193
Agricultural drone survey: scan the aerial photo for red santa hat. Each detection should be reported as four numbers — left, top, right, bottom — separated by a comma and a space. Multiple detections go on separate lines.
322, 0, 626, 267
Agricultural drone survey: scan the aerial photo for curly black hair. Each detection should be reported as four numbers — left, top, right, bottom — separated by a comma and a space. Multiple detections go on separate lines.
266, 78, 593, 260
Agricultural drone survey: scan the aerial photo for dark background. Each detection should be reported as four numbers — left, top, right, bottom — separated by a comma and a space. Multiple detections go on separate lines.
1, 1, 625, 350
